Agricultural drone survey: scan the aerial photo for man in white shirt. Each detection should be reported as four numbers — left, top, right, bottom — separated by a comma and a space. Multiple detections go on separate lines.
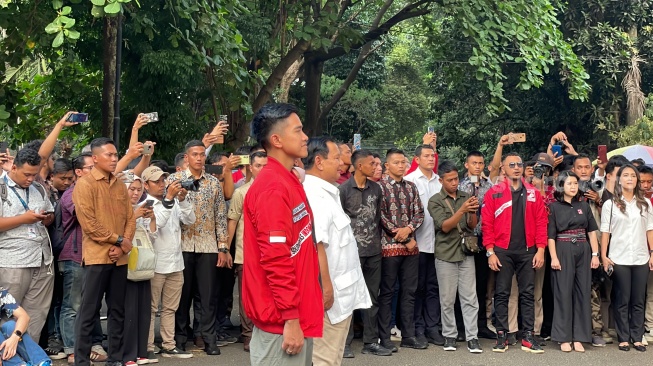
404, 144, 444, 345
302, 137, 372, 366
142, 166, 196, 360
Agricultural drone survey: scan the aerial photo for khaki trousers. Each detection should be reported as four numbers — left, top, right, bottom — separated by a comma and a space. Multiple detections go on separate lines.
0, 263, 54, 341
486, 273, 519, 333
148, 271, 184, 351
534, 265, 545, 335
646, 271, 653, 331
236, 264, 253, 339
312, 313, 352, 366
251, 327, 313, 366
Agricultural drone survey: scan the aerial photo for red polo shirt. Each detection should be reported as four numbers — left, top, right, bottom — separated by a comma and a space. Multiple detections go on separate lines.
242, 157, 323, 337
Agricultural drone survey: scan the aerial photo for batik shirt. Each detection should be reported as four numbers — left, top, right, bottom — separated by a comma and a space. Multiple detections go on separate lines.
378, 175, 424, 257
459, 176, 492, 235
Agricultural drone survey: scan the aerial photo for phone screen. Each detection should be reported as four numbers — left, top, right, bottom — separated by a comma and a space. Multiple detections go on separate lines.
0, 142, 8, 153
144, 199, 154, 208
205, 165, 224, 175
67, 113, 89, 123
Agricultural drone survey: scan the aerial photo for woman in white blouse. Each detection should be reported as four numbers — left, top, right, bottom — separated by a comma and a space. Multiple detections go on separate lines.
601, 164, 653, 352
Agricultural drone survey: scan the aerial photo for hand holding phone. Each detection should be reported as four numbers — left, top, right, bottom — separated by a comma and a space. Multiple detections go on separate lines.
551, 145, 563, 157
143, 144, 153, 156
509, 133, 526, 143
143, 199, 154, 208
66, 113, 89, 123
598, 145, 608, 163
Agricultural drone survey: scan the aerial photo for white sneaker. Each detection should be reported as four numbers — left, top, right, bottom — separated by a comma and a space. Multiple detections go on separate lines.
390, 326, 402, 341
643, 335, 649, 346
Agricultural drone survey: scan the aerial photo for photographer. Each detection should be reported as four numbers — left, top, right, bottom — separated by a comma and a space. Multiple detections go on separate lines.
166, 140, 228, 356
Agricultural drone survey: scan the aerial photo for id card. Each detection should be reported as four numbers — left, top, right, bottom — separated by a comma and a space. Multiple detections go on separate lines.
28, 225, 38, 239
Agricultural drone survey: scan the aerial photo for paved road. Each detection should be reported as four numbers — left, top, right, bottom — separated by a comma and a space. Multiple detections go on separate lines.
52, 337, 650, 366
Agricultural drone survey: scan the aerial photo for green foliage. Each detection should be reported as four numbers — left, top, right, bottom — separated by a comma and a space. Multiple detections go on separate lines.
614, 95, 653, 146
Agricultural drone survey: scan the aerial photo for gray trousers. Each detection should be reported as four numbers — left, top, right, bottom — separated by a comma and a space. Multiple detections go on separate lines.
250, 327, 313, 366
0, 262, 54, 341
435, 256, 479, 340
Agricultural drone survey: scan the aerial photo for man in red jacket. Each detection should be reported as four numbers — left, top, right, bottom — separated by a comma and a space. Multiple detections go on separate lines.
243, 103, 324, 366
481, 152, 547, 354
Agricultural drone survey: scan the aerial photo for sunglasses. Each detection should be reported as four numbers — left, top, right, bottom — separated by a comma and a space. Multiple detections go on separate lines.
505, 162, 524, 169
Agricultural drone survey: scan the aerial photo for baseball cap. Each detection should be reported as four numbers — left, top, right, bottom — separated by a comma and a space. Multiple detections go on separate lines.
531, 153, 554, 167
142, 166, 169, 182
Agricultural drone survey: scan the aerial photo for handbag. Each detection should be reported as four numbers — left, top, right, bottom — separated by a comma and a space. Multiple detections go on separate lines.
127, 226, 156, 281
443, 198, 481, 255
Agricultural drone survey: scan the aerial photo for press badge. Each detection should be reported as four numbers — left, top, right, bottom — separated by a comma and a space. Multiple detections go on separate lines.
27, 225, 37, 239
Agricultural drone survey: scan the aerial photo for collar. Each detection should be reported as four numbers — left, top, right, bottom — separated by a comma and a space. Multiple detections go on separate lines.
146, 193, 163, 206
184, 168, 207, 181
304, 174, 338, 195
348, 175, 370, 190
91, 167, 114, 182
384, 175, 404, 185
4, 174, 18, 188
267, 157, 300, 183
440, 188, 465, 201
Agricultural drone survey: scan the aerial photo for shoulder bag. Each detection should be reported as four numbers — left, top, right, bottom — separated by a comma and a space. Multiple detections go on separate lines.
444, 198, 481, 255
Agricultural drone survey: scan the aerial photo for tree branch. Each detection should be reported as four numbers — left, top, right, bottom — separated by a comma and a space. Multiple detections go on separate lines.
252, 40, 310, 112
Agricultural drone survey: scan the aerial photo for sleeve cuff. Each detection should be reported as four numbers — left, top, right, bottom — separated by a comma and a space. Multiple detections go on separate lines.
279, 308, 300, 321
110, 233, 120, 244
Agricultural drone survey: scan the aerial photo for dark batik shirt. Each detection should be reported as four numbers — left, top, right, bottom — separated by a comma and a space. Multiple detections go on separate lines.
378, 175, 424, 257
338, 177, 383, 257
459, 176, 492, 235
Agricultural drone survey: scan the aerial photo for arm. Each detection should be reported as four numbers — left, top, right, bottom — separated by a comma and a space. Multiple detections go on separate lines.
409, 183, 425, 232
226, 219, 237, 249
489, 135, 509, 180
114, 142, 144, 174
379, 184, 396, 233
481, 188, 497, 250
0, 305, 30, 360
178, 198, 196, 225
221, 155, 239, 200
152, 203, 172, 229
430, 196, 462, 234
0, 214, 36, 232
534, 191, 549, 248
317, 243, 334, 310
214, 181, 229, 244
132, 142, 154, 177
226, 189, 245, 246
128, 114, 149, 149
38, 112, 74, 166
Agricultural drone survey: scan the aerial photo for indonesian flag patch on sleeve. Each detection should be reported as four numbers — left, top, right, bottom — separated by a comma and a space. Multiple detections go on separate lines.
269, 231, 287, 244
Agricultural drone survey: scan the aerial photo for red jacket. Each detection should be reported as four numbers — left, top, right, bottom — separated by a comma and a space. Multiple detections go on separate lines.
242, 157, 323, 337
481, 178, 548, 250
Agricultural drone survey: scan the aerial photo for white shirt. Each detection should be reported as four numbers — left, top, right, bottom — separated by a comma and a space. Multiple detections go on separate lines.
600, 197, 653, 266
405, 168, 442, 253
303, 175, 371, 324
149, 194, 196, 274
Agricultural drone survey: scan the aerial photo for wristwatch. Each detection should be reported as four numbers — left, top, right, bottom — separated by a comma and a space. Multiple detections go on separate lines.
218, 247, 229, 254
592, 252, 599, 257
649, 250, 653, 254
486, 251, 495, 258
13, 329, 22, 340
115, 235, 124, 247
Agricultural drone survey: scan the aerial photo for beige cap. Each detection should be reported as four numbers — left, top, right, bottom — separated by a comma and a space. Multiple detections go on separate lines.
141, 166, 169, 182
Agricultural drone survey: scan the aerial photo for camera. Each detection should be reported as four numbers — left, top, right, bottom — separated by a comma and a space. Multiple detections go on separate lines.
180, 179, 201, 192
533, 165, 546, 179
578, 179, 604, 194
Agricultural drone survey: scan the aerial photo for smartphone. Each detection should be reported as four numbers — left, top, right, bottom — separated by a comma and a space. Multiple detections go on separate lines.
551, 144, 563, 157
142, 144, 153, 155
427, 126, 435, 134
353, 134, 361, 151
67, 113, 89, 123
607, 264, 614, 276
509, 132, 526, 143
0, 141, 8, 153
143, 112, 159, 123
143, 199, 154, 208
205, 164, 223, 175
214, 115, 228, 144
42, 211, 55, 215
237, 155, 250, 165
598, 145, 608, 163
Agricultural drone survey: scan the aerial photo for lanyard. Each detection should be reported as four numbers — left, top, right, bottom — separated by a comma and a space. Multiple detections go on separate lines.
4, 176, 29, 211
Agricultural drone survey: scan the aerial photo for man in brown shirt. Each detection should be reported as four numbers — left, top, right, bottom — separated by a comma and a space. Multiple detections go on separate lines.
72, 137, 136, 366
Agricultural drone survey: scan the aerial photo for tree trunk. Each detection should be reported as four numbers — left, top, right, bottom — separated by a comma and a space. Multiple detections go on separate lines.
101, 17, 118, 139
303, 58, 324, 137
278, 59, 304, 102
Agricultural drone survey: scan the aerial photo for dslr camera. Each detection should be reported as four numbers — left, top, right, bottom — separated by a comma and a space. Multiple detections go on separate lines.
180, 178, 201, 192
578, 179, 604, 194
533, 164, 548, 179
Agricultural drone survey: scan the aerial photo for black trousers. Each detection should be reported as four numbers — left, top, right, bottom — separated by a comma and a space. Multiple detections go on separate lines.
494, 247, 535, 333
611, 263, 649, 343
414, 252, 440, 336
346, 254, 382, 345
74, 264, 127, 366
474, 248, 489, 328
175, 252, 218, 346
550, 242, 591, 343
123, 280, 151, 362
378, 255, 419, 340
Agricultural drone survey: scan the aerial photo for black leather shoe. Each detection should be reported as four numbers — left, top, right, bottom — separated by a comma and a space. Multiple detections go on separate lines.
400, 336, 428, 349
204, 343, 221, 355
380, 339, 398, 353
361, 343, 392, 356
633, 344, 647, 352
478, 327, 497, 339
342, 345, 354, 358
426, 329, 445, 346
618, 344, 630, 352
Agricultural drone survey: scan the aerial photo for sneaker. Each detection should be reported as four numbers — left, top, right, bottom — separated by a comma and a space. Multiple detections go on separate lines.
136, 357, 149, 365
493, 331, 508, 353
342, 345, 354, 358
425, 329, 445, 346
477, 327, 497, 340
591, 334, 607, 347
146, 351, 159, 363
601, 331, 614, 344
361, 343, 392, 356
443, 337, 457, 351
216, 339, 229, 347
44, 347, 66, 360
506, 332, 518, 345
380, 339, 398, 353
467, 339, 483, 353
521, 331, 544, 354
642, 335, 649, 346
533, 335, 546, 347
125, 362, 137, 366
160, 347, 193, 359
217, 331, 238, 344
400, 336, 428, 349
390, 326, 402, 341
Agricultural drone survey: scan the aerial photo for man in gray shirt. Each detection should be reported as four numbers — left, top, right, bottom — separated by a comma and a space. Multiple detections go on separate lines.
0, 148, 55, 341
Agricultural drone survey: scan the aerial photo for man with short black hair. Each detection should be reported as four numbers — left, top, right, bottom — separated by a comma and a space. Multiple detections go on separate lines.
0, 148, 55, 343
429, 161, 482, 353
174, 153, 188, 172
336, 143, 353, 185
340, 150, 391, 357
371, 154, 383, 182
72, 137, 136, 366
168, 140, 228, 356
482, 152, 547, 354
243, 103, 323, 366
404, 145, 444, 346
378, 148, 427, 351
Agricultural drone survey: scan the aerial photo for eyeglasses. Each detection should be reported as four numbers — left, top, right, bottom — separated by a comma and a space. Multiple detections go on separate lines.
81, 165, 94, 170
505, 162, 524, 169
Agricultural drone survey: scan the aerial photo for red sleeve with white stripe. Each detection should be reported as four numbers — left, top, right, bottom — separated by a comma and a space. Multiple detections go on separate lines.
254, 189, 300, 320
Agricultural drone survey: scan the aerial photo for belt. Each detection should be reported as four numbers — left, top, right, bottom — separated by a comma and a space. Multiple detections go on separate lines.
556, 228, 587, 243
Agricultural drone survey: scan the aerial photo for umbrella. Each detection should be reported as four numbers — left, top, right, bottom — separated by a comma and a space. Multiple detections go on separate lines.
598, 145, 653, 166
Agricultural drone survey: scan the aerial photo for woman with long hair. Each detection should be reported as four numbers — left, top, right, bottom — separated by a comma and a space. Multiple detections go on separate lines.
601, 164, 653, 352
548, 171, 600, 352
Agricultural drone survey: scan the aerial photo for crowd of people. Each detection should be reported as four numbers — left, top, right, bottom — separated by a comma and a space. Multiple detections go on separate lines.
0, 104, 652, 366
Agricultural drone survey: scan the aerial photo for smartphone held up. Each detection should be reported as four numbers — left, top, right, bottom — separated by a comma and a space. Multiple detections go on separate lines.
67, 113, 89, 123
